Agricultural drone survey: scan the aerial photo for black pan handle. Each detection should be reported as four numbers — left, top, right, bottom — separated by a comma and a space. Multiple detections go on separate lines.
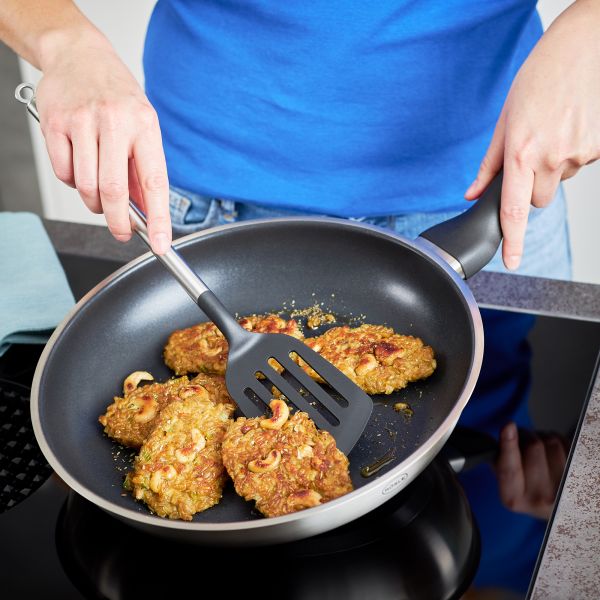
443, 426, 499, 474
419, 170, 503, 279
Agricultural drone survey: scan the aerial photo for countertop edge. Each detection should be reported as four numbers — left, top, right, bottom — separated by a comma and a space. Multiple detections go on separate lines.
43, 219, 600, 323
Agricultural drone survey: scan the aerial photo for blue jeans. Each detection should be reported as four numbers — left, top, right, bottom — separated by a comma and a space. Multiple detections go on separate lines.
169, 186, 572, 280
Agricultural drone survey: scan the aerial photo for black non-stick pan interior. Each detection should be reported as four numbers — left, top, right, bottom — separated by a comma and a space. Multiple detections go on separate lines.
37, 219, 475, 523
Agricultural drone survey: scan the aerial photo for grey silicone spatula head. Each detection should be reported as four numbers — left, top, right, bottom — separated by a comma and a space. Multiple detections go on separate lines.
128, 206, 373, 455
222, 321, 374, 455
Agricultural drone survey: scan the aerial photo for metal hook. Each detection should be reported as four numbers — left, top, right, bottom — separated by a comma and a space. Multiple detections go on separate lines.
15, 83, 40, 122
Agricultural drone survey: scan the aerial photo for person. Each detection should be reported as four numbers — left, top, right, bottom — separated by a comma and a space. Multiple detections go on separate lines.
1, 0, 598, 270
0, 0, 597, 594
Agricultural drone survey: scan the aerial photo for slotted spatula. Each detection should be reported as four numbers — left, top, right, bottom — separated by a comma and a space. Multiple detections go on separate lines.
15, 80, 373, 454
127, 204, 373, 454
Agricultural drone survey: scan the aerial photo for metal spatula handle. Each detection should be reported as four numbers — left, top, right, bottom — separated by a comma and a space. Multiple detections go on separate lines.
128, 204, 247, 342
16, 82, 245, 342
128, 202, 209, 299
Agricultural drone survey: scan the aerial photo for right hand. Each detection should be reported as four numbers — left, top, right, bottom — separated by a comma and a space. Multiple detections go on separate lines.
494, 422, 568, 520
36, 30, 171, 254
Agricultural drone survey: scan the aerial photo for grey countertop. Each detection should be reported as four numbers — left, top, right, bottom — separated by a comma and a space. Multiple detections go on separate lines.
44, 218, 600, 599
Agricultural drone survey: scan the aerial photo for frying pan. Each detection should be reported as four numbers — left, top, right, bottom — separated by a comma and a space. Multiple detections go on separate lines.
31, 174, 503, 546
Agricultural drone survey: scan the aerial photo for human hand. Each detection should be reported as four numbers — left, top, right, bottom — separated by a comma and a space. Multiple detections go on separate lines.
494, 422, 568, 520
36, 28, 171, 254
464, 0, 600, 271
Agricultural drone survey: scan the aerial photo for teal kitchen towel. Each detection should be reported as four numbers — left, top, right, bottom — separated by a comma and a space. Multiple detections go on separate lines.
0, 212, 75, 356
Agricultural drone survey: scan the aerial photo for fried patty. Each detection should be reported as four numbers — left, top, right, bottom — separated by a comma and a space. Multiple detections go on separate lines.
222, 401, 353, 518
99, 372, 233, 448
124, 396, 234, 520
298, 324, 436, 395
164, 314, 304, 376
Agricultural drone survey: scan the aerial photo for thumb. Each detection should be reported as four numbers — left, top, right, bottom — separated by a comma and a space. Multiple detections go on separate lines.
465, 110, 506, 200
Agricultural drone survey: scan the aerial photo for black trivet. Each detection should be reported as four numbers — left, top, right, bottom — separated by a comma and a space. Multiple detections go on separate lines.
0, 378, 52, 512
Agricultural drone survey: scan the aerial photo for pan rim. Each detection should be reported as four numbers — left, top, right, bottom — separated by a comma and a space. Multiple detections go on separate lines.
31, 216, 483, 534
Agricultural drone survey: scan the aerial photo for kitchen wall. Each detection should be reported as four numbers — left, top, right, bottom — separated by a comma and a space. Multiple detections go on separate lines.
13, 0, 600, 284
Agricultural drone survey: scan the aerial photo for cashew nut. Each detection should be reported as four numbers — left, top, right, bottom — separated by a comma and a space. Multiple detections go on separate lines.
175, 449, 193, 464
306, 340, 322, 353
248, 449, 281, 473
123, 371, 154, 395
149, 465, 177, 493
201, 345, 223, 357
260, 399, 290, 430
238, 318, 253, 331
296, 444, 314, 459
292, 423, 307, 434
175, 428, 206, 463
179, 385, 210, 402
132, 396, 159, 424
190, 428, 205, 449
288, 489, 322, 509
354, 353, 378, 376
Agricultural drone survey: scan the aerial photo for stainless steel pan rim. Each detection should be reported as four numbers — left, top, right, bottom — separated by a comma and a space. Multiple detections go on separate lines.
30, 216, 483, 538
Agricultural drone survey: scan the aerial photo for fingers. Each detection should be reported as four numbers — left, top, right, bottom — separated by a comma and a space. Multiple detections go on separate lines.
495, 422, 526, 511
465, 110, 506, 200
463, 109, 533, 271
127, 157, 144, 210
44, 130, 75, 189
542, 433, 568, 486
98, 122, 131, 242
495, 424, 565, 520
36, 64, 169, 250
499, 156, 534, 270
531, 170, 562, 208
71, 115, 102, 214
465, 107, 572, 272
43, 102, 170, 252
521, 435, 552, 500
132, 110, 171, 254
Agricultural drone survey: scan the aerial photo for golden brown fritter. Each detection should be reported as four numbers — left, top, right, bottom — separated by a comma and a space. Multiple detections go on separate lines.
124, 396, 234, 520
222, 400, 353, 518
298, 324, 436, 395
190, 372, 234, 407
99, 371, 233, 448
163, 314, 304, 376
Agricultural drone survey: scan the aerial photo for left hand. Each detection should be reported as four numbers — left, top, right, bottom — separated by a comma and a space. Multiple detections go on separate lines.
494, 422, 568, 520
464, 0, 600, 271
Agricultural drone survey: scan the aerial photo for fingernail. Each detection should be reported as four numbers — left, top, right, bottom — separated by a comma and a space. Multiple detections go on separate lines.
153, 232, 170, 254
114, 233, 131, 243
503, 423, 517, 441
465, 180, 477, 196
505, 255, 521, 271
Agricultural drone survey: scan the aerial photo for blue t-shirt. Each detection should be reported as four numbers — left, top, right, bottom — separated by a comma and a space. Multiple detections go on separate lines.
144, 1, 542, 216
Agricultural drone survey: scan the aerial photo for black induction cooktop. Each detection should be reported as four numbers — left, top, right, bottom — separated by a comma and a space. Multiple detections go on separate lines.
1, 253, 599, 600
